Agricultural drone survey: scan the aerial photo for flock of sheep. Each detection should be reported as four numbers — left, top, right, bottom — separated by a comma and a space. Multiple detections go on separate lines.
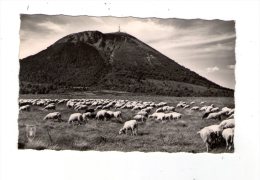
19, 98, 235, 152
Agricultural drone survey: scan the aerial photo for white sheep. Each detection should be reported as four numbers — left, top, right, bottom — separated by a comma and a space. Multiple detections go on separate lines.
133, 114, 146, 122
119, 120, 138, 135
43, 104, 56, 110
96, 110, 109, 121
222, 128, 234, 150
169, 112, 182, 120
68, 113, 83, 124
197, 124, 223, 152
206, 111, 224, 120
190, 106, 199, 110
43, 112, 61, 121
219, 118, 235, 129
137, 110, 148, 117
113, 111, 122, 120
19, 105, 31, 111
82, 112, 91, 121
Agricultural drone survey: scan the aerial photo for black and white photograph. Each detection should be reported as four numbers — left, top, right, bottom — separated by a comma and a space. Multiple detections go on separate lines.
18, 15, 236, 153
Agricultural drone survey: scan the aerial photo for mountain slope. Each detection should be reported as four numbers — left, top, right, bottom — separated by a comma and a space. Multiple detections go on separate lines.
19, 31, 234, 96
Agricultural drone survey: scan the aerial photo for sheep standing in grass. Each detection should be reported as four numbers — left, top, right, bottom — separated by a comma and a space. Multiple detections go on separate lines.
222, 128, 234, 150
137, 110, 148, 117
190, 106, 199, 111
113, 111, 122, 120
43, 103, 56, 110
19, 105, 31, 111
43, 112, 61, 121
219, 118, 235, 129
96, 110, 109, 121
133, 114, 146, 122
119, 120, 138, 135
68, 113, 84, 124
82, 112, 91, 121
197, 125, 223, 152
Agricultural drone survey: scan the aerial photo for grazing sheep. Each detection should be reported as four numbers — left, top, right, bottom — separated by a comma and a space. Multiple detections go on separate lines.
43, 104, 56, 110
68, 113, 84, 124
96, 110, 109, 121
169, 112, 182, 120
190, 106, 199, 110
82, 112, 92, 121
137, 110, 148, 117
219, 119, 235, 129
197, 125, 223, 152
133, 114, 146, 122
75, 104, 88, 111
119, 120, 138, 135
113, 111, 122, 120
19, 105, 31, 111
206, 111, 225, 120
44, 112, 61, 121
222, 128, 234, 150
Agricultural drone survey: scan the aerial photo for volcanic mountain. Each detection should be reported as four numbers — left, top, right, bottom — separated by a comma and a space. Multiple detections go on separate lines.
19, 31, 234, 96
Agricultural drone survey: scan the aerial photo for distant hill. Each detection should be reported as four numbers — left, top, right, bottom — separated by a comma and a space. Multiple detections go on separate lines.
19, 31, 234, 96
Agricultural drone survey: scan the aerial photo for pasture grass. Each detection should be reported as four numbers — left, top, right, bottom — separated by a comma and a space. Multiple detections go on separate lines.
18, 93, 234, 153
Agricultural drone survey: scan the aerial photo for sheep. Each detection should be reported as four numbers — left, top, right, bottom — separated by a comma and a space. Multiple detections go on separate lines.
219, 119, 235, 129
43, 104, 56, 110
190, 106, 199, 110
206, 111, 225, 120
155, 107, 164, 113
43, 112, 61, 121
82, 112, 92, 121
113, 111, 122, 120
75, 104, 88, 111
68, 113, 84, 124
169, 112, 182, 120
95, 110, 109, 121
133, 114, 146, 122
197, 124, 223, 152
222, 128, 234, 150
19, 105, 31, 111
119, 120, 138, 136
137, 110, 148, 117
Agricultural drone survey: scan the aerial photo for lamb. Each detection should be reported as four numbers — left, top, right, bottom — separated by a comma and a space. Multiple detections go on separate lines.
222, 128, 234, 150
197, 124, 223, 152
68, 113, 84, 124
19, 105, 31, 111
133, 114, 146, 122
44, 112, 61, 121
119, 120, 138, 136
219, 118, 235, 129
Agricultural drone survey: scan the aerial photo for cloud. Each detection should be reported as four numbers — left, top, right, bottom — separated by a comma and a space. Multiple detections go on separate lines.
206, 66, 220, 73
228, 65, 235, 69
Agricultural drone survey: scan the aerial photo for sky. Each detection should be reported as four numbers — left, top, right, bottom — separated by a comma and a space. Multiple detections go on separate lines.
20, 15, 236, 89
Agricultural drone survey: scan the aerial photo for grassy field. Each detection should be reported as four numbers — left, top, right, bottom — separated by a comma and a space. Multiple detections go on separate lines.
18, 92, 235, 153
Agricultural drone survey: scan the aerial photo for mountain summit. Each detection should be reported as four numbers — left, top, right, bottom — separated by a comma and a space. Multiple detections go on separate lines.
19, 31, 233, 96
